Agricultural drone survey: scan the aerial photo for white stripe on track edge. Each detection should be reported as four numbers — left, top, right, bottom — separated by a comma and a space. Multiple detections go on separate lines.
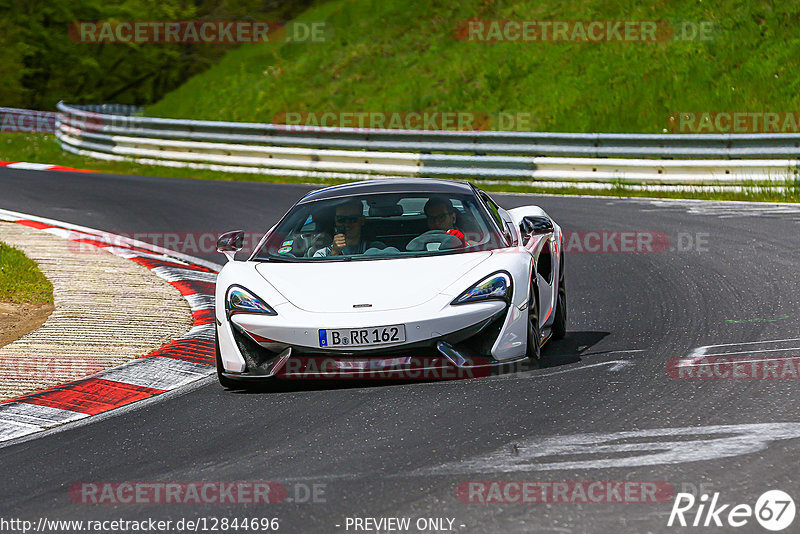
186, 293, 216, 311
5, 162, 59, 171
0, 207, 223, 271
0, 374, 215, 449
0, 208, 221, 445
151, 266, 218, 283
0, 403, 89, 442
97, 356, 214, 391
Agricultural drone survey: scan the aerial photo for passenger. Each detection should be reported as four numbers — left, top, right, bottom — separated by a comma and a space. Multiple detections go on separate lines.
424, 196, 466, 243
314, 200, 386, 256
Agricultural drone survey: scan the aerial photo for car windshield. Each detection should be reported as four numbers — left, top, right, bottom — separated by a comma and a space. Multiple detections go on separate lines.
253, 192, 505, 261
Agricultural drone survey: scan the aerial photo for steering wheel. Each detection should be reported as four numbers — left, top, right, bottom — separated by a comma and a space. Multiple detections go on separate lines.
406, 230, 463, 252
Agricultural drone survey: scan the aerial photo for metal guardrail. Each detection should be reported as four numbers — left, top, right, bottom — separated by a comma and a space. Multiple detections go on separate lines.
58, 103, 143, 116
1, 107, 57, 133
1, 105, 141, 134
54, 102, 800, 185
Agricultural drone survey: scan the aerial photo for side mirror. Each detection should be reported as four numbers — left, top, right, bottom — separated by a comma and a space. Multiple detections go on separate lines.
217, 230, 244, 262
520, 216, 553, 243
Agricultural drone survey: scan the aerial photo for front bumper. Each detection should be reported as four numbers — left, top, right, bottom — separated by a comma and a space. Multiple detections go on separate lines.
219, 304, 527, 381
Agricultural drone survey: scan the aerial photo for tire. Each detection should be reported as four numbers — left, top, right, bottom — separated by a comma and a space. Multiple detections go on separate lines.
551, 253, 567, 340
526, 282, 541, 361
215, 326, 244, 390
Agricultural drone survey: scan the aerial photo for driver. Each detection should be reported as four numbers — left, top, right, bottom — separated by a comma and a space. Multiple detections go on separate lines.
424, 196, 466, 243
314, 200, 385, 256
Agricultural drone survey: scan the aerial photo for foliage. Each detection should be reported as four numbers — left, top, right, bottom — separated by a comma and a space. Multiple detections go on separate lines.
147, 0, 800, 133
0, 0, 313, 109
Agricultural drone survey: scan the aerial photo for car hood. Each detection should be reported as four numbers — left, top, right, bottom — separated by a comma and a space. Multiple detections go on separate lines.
255, 252, 493, 313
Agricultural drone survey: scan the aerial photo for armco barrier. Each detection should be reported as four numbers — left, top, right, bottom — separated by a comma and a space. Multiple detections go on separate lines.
1, 107, 57, 133
49, 102, 800, 185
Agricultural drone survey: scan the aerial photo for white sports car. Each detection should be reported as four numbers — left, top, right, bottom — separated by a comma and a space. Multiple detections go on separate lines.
214, 178, 566, 387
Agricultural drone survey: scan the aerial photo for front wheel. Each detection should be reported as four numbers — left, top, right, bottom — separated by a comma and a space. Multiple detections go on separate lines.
526, 284, 541, 361
551, 260, 567, 340
215, 326, 244, 390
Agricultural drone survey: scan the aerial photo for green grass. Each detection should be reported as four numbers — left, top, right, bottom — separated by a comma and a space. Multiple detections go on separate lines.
0, 133, 338, 185
145, 0, 800, 133
0, 241, 53, 304
5, 1, 799, 202
3, 133, 800, 203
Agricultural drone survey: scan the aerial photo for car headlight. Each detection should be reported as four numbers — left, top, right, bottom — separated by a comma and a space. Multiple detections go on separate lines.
452, 272, 512, 305
226, 286, 277, 316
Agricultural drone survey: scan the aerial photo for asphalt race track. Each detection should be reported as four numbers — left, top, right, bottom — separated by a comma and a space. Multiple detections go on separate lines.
2, 167, 800, 533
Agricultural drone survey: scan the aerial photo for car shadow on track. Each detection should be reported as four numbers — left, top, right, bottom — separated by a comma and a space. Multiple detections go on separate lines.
538, 330, 610, 369
219, 331, 610, 395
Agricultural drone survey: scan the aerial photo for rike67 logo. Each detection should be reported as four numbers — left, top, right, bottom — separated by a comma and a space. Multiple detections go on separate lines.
668, 490, 796, 531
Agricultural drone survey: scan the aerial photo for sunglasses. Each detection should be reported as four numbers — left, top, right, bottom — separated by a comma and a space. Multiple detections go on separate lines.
428, 213, 452, 223
335, 215, 361, 224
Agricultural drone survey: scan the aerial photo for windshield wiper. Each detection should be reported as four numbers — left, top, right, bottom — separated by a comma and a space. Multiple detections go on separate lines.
256, 255, 304, 263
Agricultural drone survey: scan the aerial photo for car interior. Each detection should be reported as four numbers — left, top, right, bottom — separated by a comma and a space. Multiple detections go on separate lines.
276, 197, 486, 258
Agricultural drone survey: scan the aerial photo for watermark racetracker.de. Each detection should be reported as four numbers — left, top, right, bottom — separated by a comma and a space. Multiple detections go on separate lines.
453, 20, 717, 42
668, 356, 800, 379
667, 111, 800, 133
0, 517, 281, 533
0, 356, 104, 382
69, 481, 326, 504
0, 109, 56, 134
271, 111, 538, 131
457, 480, 674, 503
60, 231, 710, 256
69, 21, 332, 44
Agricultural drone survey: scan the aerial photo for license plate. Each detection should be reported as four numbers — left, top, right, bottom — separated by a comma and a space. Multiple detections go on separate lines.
318, 325, 406, 347
335, 357, 412, 370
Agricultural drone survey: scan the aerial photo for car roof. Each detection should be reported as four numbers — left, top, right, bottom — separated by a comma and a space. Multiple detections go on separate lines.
297, 178, 476, 204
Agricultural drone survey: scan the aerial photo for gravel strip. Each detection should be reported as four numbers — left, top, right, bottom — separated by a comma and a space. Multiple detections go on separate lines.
0, 222, 192, 399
